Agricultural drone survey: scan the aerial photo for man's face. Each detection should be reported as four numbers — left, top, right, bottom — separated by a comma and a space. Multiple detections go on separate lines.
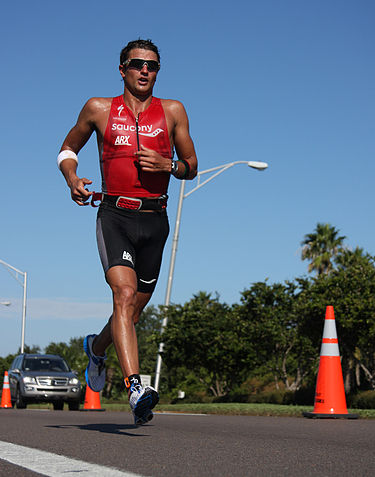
120, 48, 159, 96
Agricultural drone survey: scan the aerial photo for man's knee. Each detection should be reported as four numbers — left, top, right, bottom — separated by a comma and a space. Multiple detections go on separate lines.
111, 284, 137, 308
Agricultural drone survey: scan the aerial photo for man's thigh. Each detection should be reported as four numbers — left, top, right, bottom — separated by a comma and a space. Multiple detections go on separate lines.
135, 211, 169, 293
96, 204, 137, 273
105, 265, 137, 292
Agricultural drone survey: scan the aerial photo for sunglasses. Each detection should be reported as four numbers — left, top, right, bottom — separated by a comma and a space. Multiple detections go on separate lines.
123, 58, 160, 72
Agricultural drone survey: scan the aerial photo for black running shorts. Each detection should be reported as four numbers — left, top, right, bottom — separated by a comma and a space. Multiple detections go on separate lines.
96, 202, 169, 294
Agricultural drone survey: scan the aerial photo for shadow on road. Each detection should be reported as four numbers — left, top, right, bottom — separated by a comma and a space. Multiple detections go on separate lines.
46, 422, 152, 436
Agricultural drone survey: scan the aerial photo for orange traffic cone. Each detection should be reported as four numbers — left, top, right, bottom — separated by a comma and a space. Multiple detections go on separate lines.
303, 306, 358, 419
0, 371, 13, 409
81, 385, 105, 411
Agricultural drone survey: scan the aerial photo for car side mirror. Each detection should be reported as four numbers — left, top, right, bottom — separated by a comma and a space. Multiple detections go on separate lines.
12, 368, 21, 374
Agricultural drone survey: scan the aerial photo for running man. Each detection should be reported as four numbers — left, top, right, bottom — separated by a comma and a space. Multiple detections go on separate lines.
58, 39, 198, 424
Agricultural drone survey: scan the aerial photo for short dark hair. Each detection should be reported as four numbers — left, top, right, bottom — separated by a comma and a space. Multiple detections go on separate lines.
120, 39, 160, 65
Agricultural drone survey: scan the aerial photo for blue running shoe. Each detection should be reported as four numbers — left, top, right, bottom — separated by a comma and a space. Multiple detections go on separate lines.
129, 383, 159, 425
83, 334, 107, 392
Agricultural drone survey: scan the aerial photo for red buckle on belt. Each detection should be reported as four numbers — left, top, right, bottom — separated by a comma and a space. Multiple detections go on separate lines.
116, 197, 142, 210
91, 192, 103, 207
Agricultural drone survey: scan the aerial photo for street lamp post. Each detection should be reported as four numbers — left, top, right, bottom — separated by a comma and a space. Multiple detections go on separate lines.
154, 160, 268, 391
0, 259, 28, 353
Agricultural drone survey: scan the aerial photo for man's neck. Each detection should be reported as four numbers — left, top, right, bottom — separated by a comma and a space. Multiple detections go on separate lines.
123, 89, 153, 116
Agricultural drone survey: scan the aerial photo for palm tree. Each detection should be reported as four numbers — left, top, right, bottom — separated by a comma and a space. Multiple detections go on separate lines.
336, 246, 370, 269
301, 223, 346, 275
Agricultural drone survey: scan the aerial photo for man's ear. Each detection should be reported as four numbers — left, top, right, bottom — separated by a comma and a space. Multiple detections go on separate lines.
119, 64, 126, 79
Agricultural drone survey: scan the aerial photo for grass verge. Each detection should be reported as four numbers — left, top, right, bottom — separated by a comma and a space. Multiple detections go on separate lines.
24, 402, 375, 418
156, 403, 375, 418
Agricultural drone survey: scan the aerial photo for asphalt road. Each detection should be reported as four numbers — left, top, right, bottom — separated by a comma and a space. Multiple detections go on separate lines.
0, 409, 375, 476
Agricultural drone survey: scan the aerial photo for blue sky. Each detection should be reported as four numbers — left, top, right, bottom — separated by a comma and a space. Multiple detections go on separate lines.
0, 0, 374, 357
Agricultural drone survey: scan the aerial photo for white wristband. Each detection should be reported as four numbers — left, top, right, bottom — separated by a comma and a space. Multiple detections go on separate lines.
57, 150, 78, 170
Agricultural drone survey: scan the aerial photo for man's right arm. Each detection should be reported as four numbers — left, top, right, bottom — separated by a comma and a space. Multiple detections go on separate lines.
58, 98, 98, 205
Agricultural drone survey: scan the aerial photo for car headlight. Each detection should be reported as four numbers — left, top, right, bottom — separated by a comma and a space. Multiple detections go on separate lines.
23, 376, 36, 384
69, 378, 80, 385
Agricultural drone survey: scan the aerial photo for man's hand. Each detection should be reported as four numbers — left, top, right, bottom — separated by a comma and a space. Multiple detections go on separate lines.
68, 176, 93, 206
135, 145, 171, 172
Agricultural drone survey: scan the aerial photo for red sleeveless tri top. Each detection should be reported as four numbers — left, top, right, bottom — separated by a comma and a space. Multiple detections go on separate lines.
100, 95, 173, 197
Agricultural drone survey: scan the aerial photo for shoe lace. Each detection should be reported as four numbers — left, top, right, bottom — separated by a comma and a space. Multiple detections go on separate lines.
130, 383, 143, 394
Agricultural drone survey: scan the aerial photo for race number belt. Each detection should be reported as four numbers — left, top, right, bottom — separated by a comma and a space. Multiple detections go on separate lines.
91, 193, 167, 211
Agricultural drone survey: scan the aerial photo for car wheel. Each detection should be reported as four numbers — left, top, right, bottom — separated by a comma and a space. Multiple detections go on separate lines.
68, 401, 80, 411
15, 387, 27, 409
53, 402, 64, 411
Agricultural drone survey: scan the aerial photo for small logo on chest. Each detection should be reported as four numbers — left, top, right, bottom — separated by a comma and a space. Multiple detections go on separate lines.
115, 136, 132, 146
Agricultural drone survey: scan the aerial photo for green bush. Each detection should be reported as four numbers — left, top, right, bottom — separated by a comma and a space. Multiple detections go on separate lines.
212, 385, 316, 405
293, 386, 315, 405
350, 391, 375, 409
250, 390, 293, 405
213, 389, 294, 405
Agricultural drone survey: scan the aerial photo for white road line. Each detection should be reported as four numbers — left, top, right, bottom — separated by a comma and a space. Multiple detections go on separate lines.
0, 440, 145, 477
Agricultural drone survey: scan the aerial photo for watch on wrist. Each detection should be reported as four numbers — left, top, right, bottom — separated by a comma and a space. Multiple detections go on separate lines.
171, 160, 178, 175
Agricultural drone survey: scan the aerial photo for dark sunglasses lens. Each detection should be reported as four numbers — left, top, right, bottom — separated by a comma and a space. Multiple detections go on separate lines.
127, 59, 159, 71
146, 61, 159, 72
129, 59, 145, 69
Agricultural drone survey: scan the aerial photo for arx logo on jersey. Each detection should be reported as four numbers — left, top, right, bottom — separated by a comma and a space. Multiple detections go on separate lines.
115, 136, 131, 146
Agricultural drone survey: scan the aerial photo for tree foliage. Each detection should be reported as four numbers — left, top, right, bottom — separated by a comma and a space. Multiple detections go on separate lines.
301, 222, 346, 275
159, 292, 254, 397
234, 280, 318, 391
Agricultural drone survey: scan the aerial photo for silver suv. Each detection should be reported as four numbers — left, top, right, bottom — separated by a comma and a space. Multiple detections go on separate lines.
8, 354, 82, 410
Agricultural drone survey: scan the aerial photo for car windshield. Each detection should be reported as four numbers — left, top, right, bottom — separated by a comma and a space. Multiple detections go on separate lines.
22, 357, 70, 372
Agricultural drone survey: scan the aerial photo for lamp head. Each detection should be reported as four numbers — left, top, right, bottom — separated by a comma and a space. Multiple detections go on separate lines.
247, 161, 268, 170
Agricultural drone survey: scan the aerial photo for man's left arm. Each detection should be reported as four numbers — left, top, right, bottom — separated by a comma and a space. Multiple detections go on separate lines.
136, 101, 197, 179
170, 101, 197, 180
